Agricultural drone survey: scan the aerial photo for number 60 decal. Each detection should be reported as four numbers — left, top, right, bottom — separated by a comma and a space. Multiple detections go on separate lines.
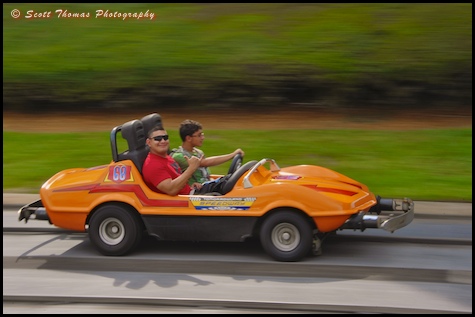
107, 165, 132, 183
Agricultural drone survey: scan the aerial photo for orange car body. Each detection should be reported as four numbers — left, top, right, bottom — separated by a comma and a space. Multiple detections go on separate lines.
40, 159, 376, 233
19, 113, 414, 262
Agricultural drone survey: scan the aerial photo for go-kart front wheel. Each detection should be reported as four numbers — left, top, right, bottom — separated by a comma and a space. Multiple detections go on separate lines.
260, 210, 313, 262
88, 204, 143, 256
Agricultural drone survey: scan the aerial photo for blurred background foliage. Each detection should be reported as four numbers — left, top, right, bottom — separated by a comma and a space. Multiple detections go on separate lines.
3, 4, 472, 200
3, 3, 472, 113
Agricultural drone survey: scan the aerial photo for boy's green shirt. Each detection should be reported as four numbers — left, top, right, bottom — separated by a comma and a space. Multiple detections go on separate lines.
171, 146, 211, 185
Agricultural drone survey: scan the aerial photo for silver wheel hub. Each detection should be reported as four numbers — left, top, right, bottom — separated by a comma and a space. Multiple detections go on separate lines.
271, 222, 300, 252
99, 217, 125, 246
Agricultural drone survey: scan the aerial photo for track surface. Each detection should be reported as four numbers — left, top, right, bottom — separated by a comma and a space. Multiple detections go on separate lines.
3, 210, 472, 314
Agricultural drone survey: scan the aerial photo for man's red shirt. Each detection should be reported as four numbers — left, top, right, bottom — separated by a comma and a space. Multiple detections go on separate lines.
142, 152, 192, 195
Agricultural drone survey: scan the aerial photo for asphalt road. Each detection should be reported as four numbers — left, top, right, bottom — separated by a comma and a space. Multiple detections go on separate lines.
4, 211, 472, 314
3, 194, 472, 314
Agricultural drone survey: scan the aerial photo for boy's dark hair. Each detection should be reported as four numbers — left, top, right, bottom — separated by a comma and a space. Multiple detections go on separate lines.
179, 119, 202, 141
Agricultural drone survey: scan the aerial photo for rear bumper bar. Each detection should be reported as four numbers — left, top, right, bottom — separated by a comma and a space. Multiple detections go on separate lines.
340, 197, 414, 232
18, 199, 51, 223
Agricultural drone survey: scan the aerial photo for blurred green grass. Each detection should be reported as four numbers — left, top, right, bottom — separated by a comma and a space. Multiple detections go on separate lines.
3, 3, 472, 107
3, 128, 472, 201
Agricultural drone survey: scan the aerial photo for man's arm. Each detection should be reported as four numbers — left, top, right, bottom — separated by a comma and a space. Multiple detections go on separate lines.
201, 149, 244, 167
157, 156, 201, 195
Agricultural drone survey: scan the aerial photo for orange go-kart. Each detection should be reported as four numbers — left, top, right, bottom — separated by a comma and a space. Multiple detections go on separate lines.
19, 113, 414, 262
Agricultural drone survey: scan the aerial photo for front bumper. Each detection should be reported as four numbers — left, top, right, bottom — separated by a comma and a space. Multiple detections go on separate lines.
340, 197, 414, 232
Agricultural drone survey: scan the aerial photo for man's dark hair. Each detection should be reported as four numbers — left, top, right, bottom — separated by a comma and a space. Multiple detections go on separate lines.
148, 124, 165, 138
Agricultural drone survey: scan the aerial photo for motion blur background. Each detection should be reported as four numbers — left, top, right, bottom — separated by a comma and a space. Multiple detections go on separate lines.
3, 3, 472, 114
3, 3, 472, 201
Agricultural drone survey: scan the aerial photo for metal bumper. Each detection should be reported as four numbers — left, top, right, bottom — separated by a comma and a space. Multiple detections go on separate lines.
18, 199, 51, 223
340, 197, 414, 233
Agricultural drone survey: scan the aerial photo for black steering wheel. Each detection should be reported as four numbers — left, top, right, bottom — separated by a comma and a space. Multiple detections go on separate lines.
221, 160, 258, 195
227, 153, 243, 175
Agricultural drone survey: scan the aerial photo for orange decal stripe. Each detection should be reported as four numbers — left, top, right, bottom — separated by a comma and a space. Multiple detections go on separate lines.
54, 184, 188, 207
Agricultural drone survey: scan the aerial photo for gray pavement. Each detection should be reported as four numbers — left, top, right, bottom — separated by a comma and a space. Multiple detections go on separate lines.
4, 194, 472, 314
3, 193, 472, 218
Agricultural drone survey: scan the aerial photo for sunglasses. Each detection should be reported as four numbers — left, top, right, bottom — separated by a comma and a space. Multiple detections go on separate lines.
150, 135, 169, 142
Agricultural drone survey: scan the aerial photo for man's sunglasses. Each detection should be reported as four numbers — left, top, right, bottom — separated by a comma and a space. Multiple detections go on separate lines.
150, 135, 169, 142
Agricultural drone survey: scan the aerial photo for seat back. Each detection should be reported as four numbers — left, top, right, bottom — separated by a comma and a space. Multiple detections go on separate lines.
116, 119, 148, 173
110, 113, 163, 173
141, 113, 163, 140
141, 112, 164, 153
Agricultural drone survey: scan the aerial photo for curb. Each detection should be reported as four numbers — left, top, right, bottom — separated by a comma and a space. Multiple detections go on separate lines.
3, 193, 472, 218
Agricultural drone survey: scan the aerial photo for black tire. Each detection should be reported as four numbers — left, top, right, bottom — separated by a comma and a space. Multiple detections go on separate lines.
88, 204, 142, 256
260, 210, 313, 262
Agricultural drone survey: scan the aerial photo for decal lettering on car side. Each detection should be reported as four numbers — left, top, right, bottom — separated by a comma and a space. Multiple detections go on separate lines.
272, 175, 301, 180
189, 197, 256, 210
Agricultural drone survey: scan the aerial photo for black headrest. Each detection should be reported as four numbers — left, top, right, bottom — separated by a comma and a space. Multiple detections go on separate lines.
141, 113, 162, 138
121, 119, 146, 151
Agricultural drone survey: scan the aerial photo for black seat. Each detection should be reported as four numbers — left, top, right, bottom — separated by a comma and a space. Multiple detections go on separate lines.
141, 113, 162, 139
141, 112, 166, 153
116, 119, 148, 173
111, 113, 163, 173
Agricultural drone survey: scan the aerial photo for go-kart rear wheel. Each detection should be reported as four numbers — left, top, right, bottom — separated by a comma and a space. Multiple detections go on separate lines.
260, 210, 313, 262
88, 204, 142, 256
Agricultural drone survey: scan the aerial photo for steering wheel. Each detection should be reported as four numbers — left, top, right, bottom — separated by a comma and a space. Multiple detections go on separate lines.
227, 153, 243, 175
221, 160, 258, 195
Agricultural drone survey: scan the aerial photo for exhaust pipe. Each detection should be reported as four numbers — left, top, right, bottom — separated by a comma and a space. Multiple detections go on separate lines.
368, 196, 413, 214
32, 207, 49, 221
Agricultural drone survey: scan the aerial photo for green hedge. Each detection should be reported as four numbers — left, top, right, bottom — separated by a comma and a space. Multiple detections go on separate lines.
3, 3, 472, 112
